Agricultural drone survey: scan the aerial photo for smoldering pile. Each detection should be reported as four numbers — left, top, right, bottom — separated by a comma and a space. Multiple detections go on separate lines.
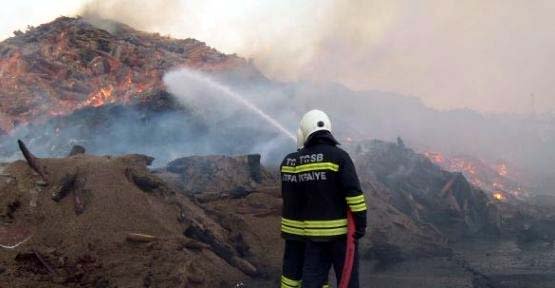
0, 16, 286, 165
0, 16, 248, 133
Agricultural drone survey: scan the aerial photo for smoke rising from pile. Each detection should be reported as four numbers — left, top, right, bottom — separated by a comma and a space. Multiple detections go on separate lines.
80, 0, 183, 33
2, 1, 554, 112
76, 0, 555, 114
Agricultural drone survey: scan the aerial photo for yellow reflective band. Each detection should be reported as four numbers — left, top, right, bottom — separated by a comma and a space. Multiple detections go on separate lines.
281, 226, 304, 236
281, 166, 296, 173
295, 162, 339, 173
349, 202, 367, 208
346, 195, 365, 204
280, 162, 339, 173
348, 201, 365, 207
304, 227, 348, 236
281, 218, 305, 228
282, 218, 350, 236
281, 275, 301, 288
349, 203, 368, 212
304, 219, 347, 228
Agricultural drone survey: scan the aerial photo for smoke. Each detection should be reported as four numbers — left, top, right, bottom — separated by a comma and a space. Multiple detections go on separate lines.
238, 0, 555, 114
3, 1, 555, 113
80, 0, 183, 33
72, 0, 555, 113
0, 69, 298, 166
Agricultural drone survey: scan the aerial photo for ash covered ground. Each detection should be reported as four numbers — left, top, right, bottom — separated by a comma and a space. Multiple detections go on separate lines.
0, 16, 554, 288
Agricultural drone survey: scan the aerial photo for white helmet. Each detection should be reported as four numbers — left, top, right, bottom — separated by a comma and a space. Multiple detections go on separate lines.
299, 109, 332, 144
296, 128, 304, 150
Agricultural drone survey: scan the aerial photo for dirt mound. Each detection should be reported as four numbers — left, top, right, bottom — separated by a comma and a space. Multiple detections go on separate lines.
157, 154, 276, 199
0, 150, 271, 287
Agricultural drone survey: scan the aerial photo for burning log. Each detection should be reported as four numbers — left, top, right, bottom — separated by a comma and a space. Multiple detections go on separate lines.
17, 140, 48, 183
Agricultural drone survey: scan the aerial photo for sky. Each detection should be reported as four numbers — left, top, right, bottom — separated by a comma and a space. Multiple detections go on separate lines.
1, 0, 554, 114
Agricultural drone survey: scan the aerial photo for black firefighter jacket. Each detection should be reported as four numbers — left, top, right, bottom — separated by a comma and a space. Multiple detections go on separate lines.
280, 131, 367, 241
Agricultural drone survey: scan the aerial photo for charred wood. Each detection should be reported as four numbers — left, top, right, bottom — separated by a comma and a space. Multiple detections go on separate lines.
125, 168, 160, 193
184, 222, 258, 276
17, 140, 48, 183
50, 173, 77, 202
49, 172, 87, 215
32, 250, 56, 275
67, 145, 86, 156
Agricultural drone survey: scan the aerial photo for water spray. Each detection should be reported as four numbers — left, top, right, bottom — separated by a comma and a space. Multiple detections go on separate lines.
164, 69, 296, 142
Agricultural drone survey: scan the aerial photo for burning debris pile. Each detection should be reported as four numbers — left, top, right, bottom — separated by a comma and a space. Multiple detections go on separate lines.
351, 139, 499, 241
0, 16, 288, 164
0, 16, 252, 134
424, 152, 529, 201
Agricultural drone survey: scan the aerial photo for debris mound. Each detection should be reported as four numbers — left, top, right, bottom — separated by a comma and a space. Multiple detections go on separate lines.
0, 16, 257, 132
157, 154, 275, 200
352, 140, 498, 241
0, 143, 269, 287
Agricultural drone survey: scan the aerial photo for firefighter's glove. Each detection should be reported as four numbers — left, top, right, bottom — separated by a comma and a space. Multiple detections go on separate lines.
352, 211, 367, 239
354, 226, 367, 239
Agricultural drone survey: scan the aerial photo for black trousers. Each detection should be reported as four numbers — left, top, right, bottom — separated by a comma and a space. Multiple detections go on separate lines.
302, 238, 359, 288
281, 239, 305, 287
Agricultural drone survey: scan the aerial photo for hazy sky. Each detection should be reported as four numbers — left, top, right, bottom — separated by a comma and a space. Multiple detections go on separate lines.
1, 0, 554, 114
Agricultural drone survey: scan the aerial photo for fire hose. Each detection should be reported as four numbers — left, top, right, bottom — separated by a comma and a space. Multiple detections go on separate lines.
339, 210, 356, 288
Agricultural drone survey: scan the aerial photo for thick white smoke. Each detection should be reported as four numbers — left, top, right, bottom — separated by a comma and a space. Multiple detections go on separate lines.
77, 0, 555, 114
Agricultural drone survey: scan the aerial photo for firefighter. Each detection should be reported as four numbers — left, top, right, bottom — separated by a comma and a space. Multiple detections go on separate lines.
280, 129, 330, 288
292, 109, 367, 288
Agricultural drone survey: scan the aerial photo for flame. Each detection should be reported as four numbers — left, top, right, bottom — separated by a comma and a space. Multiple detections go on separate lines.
424, 152, 445, 163
83, 86, 115, 107
425, 151, 527, 200
496, 163, 508, 177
